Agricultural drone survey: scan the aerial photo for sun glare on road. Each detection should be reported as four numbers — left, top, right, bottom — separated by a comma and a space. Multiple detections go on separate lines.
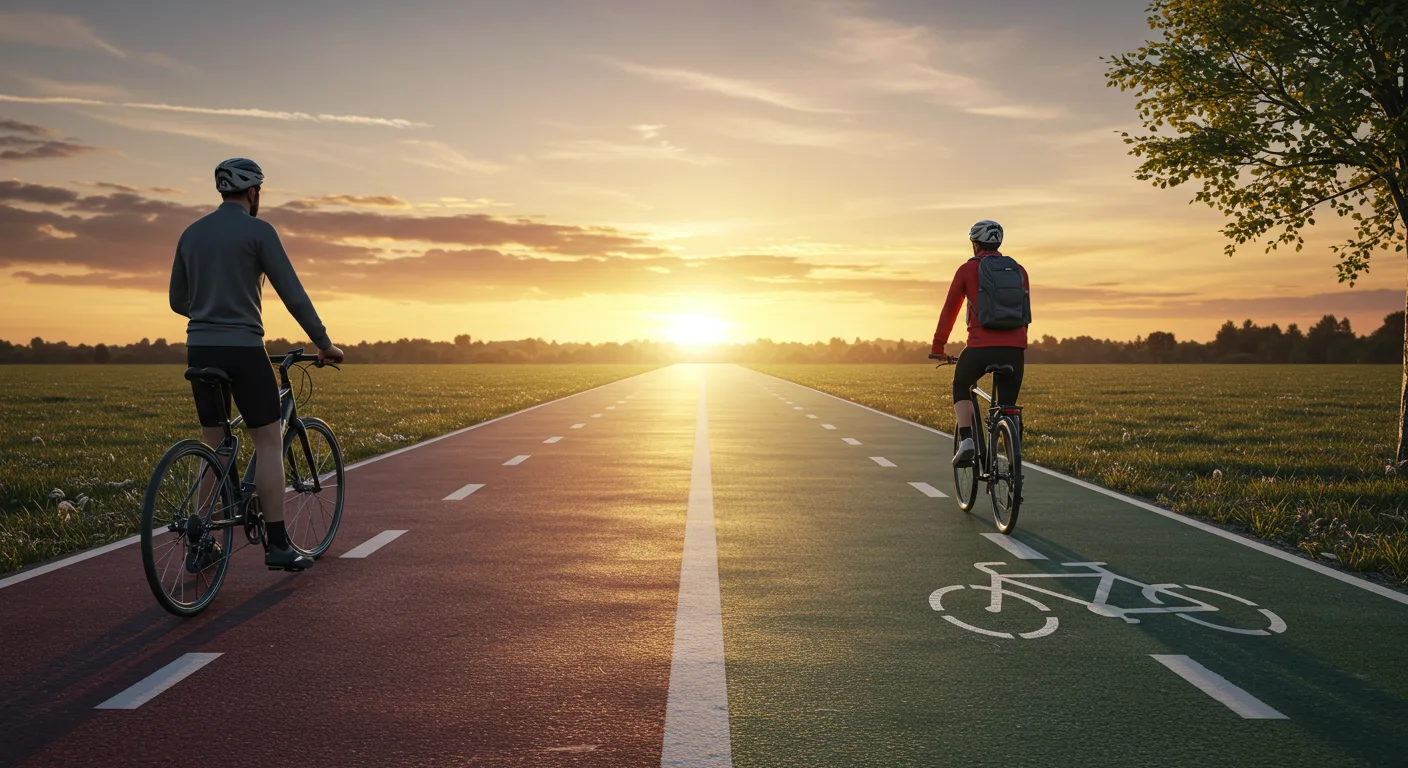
663, 314, 730, 347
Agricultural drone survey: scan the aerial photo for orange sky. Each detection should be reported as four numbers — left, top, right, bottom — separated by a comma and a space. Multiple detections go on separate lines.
0, 2, 1398, 346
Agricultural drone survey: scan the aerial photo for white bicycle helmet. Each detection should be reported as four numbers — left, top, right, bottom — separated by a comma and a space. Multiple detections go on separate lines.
968, 219, 1003, 247
214, 158, 264, 193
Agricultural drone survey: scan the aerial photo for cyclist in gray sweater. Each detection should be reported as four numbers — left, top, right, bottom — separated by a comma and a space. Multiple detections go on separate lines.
169, 158, 344, 571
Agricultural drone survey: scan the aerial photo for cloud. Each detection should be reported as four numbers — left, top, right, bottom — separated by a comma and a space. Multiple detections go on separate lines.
816, 8, 1061, 120
284, 194, 412, 210
83, 181, 184, 195
0, 94, 429, 129
0, 179, 81, 205
0, 12, 126, 58
402, 140, 505, 174
0, 119, 98, 161
633, 124, 665, 140
11, 73, 134, 102
713, 116, 914, 153
541, 138, 717, 165
611, 60, 842, 114
0, 118, 59, 137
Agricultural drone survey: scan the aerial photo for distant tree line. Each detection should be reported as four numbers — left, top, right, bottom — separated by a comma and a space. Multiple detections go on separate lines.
1, 313, 1401, 365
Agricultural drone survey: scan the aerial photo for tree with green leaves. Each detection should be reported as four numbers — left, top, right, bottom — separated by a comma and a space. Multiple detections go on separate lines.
1105, 0, 1408, 466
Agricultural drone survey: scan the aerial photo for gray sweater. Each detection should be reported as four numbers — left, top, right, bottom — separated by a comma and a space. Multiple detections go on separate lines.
169, 202, 331, 350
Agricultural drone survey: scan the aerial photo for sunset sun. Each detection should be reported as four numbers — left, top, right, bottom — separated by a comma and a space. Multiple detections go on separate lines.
662, 313, 730, 346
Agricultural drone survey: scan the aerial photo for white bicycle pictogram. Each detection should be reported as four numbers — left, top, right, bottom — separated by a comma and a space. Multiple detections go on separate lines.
929, 561, 1287, 640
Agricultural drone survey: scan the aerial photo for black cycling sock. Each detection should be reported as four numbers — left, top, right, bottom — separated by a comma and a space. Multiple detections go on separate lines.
266, 520, 289, 549
959, 427, 973, 440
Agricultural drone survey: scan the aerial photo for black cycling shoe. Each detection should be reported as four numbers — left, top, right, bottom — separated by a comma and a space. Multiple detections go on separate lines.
265, 545, 315, 572
952, 437, 976, 468
185, 540, 224, 574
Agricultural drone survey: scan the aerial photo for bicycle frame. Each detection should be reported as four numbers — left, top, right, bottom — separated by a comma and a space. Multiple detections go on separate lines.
191, 350, 323, 529
971, 561, 1218, 624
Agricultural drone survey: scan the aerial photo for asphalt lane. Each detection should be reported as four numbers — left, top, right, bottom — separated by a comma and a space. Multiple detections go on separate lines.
719, 365, 1408, 767
2, 364, 1406, 767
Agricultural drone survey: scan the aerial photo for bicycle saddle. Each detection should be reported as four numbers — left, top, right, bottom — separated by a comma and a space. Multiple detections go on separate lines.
183, 366, 231, 384
984, 364, 1015, 375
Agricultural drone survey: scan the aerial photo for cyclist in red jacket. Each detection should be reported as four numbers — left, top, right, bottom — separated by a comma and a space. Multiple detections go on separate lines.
930, 220, 1029, 466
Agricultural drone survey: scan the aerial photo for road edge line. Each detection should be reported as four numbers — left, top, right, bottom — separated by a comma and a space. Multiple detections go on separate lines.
745, 366, 1408, 607
0, 367, 663, 591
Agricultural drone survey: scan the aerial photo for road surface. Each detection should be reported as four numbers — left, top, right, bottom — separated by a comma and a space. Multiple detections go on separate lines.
2, 364, 1406, 767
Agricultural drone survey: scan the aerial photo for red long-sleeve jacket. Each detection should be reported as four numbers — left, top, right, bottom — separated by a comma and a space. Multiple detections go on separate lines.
931, 251, 1030, 352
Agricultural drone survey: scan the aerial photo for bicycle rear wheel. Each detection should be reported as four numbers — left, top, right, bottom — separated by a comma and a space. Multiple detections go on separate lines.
141, 440, 235, 617
989, 418, 1022, 534
952, 422, 978, 511
283, 417, 345, 558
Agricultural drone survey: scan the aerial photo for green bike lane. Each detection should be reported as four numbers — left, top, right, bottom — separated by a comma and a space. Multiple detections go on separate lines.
711, 365, 1408, 767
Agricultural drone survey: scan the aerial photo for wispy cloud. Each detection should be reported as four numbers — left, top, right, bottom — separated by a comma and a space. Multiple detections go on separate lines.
816, 8, 1061, 120
0, 94, 429, 129
0, 118, 98, 161
713, 116, 913, 154
403, 140, 506, 174
611, 59, 842, 114
541, 138, 718, 165
0, 12, 126, 58
283, 194, 412, 210
12, 73, 134, 102
633, 124, 665, 140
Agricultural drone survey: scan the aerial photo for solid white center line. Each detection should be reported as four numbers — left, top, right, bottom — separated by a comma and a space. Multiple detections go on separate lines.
571, 423, 586, 429
909, 482, 948, 498
444, 483, 485, 501
544, 436, 564, 444
980, 532, 1047, 560
1151, 655, 1287, 719
870, 456, 897, 467
341, 530, 408, 559
95, 653, 223, 710
822, 424, 837, 430
504, 454, 531, 466
661, 374, 732, 766
843, 438, 862, 445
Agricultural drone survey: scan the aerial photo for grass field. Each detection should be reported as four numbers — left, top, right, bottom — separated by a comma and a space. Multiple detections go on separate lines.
750, 364, 1408, 584
0, 364, 658, 575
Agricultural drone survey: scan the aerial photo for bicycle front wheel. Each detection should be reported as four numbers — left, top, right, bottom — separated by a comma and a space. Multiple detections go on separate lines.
141, 440, 235, 617
989, 418, 1022, 534
283, 417, 345, 557
952, 423, 978, 511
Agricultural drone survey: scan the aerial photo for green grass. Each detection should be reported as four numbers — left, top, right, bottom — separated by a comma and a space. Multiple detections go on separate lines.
0, 364, 658, 575
750, 364, 1408, 585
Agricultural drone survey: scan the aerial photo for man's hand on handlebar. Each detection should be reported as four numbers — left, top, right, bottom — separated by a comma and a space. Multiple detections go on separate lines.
318, 343, 345, 366
929, 352, 959, 365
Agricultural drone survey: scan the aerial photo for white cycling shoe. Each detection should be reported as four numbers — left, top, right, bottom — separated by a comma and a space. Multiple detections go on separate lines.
952, 437, 976, 467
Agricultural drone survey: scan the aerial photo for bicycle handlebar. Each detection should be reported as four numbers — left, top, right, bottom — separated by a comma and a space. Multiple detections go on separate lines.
929, 353, 959, 367
269, 348, 339, 370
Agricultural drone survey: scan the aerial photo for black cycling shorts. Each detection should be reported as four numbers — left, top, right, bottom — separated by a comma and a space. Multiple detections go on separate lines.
952, 346, 1025, 405
188, 346, 280, 429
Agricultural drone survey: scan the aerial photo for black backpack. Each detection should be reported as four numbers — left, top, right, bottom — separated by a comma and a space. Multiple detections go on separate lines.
969, 254, 1031, 330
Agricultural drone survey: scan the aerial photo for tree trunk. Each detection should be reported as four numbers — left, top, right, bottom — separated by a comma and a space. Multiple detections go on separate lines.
1400, 271, 1408, 467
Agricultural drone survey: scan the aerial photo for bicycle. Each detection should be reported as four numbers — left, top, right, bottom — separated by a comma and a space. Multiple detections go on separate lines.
931, 354, 1023, 533
140, 349, 345, 617
929, 560, 1287, 640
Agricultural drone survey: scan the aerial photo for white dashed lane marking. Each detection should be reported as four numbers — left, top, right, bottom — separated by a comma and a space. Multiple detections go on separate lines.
909, 482, 947, 498
544, 436, 563, 444
571, 423, 586, 429
822, 424, 837, 430
444, 483, 485, 501
341, 530, 408, 559
1151, 655, 1287, 720
591, 414, 603, 418
95, 653, 223, 710
504, 455, 532, 466
870, 457, 897, 467
606, 406, 616, 410
842, 438, 862, 446
980, 533, 1046, 560
806, 414, 817, 419
793, 407, 804, 411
